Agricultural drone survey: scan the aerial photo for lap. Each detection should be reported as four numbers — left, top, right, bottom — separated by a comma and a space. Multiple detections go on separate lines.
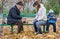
33, 20, 38, 23
13, 20, 22, 25
36, 20, 46, 25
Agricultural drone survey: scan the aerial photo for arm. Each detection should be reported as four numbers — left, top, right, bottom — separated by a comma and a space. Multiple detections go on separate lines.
10, 8, 22, 19
37, 8, 46, 20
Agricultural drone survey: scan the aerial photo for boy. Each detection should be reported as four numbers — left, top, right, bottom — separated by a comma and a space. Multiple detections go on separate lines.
46, 9, 57, 32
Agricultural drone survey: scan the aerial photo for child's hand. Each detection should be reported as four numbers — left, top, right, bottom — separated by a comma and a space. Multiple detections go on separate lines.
53, 17, 56, 18
53, 17, 57, 20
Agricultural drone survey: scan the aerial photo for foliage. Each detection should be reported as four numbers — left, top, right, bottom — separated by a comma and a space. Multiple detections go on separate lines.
45, 0, 59, 14
0, 0, 59, 15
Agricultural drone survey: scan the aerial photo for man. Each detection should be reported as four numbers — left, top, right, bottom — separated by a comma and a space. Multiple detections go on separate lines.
7, 1, 24, 33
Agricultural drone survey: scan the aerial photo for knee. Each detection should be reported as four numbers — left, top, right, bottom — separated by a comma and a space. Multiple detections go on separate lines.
18, 20, 23, 24
36, 22, 41, 28
33, 21, 36, 25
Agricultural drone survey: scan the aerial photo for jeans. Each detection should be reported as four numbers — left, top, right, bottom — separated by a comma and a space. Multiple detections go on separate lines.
33, 20, 46, 34
33, 20, 38, 32
46, 22, 56, 32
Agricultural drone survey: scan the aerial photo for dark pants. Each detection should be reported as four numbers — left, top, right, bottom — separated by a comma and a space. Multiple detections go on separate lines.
46, 22, 56, 32
14, 20, 23, 33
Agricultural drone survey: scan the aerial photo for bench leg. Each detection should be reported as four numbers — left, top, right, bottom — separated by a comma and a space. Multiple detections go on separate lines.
11, 25, 13, 34
43, 25, 45, 32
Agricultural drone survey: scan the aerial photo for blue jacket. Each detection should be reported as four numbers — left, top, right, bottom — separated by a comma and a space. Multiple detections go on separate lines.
47, 12, 57, 23
7, 5, 22, 24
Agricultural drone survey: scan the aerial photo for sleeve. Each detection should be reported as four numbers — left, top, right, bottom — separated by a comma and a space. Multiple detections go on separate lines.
10, 8, 22, 19
35, 14, 38, 19
37, 8, 46, 20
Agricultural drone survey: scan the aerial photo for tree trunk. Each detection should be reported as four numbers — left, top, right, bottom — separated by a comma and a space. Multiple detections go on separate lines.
0, 0, 2, 13
58, 0, 60, 19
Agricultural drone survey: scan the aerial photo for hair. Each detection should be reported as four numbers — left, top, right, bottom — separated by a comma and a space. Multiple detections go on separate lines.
33, 1, 40, 12
16, 1, 24, 6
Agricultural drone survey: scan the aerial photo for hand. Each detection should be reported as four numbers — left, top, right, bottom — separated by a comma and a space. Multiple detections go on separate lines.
34, 18, 37, 20
22, 17, 27, 23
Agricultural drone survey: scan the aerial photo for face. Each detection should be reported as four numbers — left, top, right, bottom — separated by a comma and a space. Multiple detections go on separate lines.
34, 5, 38, 9
17, 5, 23, 10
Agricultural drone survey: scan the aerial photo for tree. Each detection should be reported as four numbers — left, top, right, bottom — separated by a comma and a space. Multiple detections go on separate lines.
0, 0, 2, 13
58, 0, 60, 18
45, 0, 59, 14
58, 0, 60, 4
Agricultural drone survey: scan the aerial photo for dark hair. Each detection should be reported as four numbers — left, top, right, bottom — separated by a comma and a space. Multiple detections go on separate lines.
33, 1, 40, 12
16, 1, 24, 6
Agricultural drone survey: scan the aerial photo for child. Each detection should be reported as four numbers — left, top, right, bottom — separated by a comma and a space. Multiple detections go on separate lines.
46, 9, 57, 32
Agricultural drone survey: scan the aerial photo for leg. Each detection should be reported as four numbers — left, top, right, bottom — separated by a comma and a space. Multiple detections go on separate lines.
46, 22, 50, 32
36, 21, 43, 34
11, 25, 14, 34
52, 23, 56, 32
43, 25, 46, 32
36, 21, 46, 34
17, 20, 23, 33
33, 20, 38, 32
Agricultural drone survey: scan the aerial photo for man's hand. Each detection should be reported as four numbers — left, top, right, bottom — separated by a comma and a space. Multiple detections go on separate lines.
22, 17, 27, 23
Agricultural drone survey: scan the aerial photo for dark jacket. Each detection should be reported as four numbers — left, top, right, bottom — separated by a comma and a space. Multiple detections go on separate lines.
7, 5, 22, 24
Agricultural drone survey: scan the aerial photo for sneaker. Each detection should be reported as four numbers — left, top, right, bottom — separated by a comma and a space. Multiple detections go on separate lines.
34, 32, 38, 35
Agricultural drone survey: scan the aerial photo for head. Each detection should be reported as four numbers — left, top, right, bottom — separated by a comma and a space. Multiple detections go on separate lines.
33, 1, 40, 11
16, 1, 24, 10
49, 12, 55, 16
49, 9, 55, 16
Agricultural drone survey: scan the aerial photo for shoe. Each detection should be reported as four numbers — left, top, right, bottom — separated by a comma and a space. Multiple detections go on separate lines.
34, 32, 38, 35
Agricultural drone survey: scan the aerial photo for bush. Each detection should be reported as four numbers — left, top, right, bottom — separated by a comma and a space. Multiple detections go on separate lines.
53, 5, 59, 15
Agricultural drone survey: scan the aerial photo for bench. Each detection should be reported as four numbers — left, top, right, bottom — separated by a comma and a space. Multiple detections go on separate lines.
0, 23, 45, 34
0, 14, 46, 33
0, 23, 34, 34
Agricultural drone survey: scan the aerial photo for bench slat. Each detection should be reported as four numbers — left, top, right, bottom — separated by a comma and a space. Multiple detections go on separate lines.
0, 24, 33, 26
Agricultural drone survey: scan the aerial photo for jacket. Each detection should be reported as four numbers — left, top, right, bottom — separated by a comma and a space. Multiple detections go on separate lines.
7, 5, 22, 24
35, 4, 47, 21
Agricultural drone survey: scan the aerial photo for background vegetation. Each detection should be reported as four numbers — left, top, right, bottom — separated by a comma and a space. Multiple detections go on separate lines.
0, 0, 60, 15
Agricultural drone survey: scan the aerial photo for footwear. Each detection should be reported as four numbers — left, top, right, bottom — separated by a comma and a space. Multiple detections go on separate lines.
34, 32, 38, 35
38, 32, 42, 34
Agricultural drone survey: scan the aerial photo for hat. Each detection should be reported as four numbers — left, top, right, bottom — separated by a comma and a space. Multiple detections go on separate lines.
49, 9, 54, 13
16, 1, 23, 6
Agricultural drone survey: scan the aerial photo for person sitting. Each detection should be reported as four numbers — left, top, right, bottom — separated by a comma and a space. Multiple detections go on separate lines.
46, 9, 57, 32
33, 1, 47, 34
7, 1, 24, 33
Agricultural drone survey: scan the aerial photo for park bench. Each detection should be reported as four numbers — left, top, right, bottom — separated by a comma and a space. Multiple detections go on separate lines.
0, 14, 46, 34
